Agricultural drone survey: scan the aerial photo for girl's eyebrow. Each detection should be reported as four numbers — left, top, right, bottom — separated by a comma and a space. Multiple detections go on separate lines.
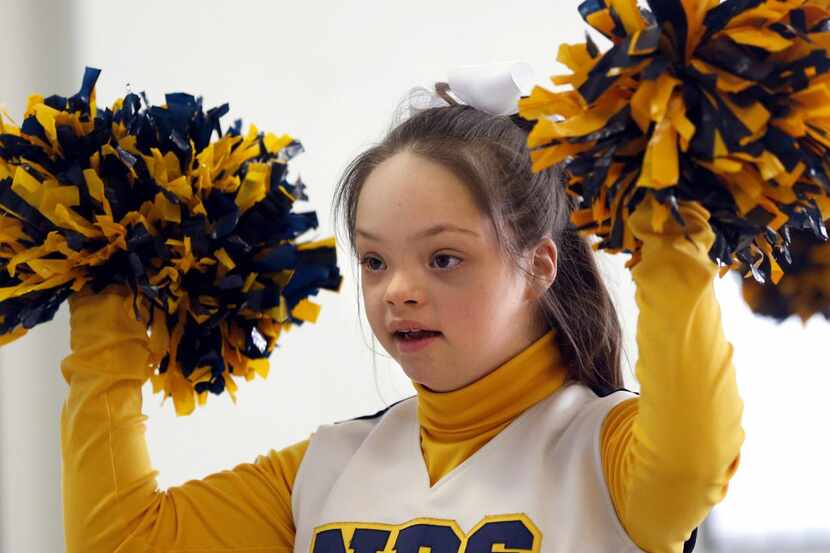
356, 223, 479, 242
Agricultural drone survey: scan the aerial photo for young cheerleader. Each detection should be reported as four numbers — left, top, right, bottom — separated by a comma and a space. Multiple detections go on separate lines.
60, 83, 744, 553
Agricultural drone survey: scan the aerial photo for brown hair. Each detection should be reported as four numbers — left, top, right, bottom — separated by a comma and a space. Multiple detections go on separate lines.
332, 101, 624, 397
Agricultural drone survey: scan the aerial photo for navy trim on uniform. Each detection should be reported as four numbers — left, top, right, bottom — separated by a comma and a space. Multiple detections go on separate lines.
596, 386, 640, 398
334, 395, 415, 425
683, 528, 698, 552
618, 387, 640, 396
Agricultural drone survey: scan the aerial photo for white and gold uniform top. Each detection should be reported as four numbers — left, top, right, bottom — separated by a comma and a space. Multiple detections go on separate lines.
292, 384, 638, 553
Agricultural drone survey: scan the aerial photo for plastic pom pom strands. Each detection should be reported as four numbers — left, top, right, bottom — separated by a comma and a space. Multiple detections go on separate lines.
519, 0, 830, 284
0, 67, 343, 416
741, 222, 830, 321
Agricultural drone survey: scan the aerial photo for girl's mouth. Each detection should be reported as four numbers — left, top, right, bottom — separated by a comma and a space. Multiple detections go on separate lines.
394, 330, 443, 353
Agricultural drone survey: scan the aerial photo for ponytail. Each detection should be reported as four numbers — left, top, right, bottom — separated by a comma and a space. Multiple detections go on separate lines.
542, 225, 623, 397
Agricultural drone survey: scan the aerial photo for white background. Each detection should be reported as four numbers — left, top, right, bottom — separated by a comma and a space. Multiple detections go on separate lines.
0, 1, 828, 551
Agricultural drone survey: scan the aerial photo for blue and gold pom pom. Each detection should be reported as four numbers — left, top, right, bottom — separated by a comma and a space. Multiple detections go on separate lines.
741, 221, 830, 321
0, 67, 343, 415
520, 0, 830, 284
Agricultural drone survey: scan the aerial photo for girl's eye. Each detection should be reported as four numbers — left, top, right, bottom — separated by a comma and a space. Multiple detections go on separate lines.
358, 253, 462, 272
359, 255, 385, 272
432, 253, 462, 270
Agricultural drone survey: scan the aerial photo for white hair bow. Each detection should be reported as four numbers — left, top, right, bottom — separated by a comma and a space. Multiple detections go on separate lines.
402, 61, 537, 119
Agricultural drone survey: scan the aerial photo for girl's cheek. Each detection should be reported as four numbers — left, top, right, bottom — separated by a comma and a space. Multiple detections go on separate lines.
364, 284, 385, 311
366, 288, 390, 331
443, 298, 476, 329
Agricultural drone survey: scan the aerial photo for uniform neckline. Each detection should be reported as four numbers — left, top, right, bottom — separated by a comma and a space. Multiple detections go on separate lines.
413, 329, 567, 440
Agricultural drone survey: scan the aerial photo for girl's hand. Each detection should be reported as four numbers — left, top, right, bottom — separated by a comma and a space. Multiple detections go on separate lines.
62, 283, 151, 384
628, 198, 716, 255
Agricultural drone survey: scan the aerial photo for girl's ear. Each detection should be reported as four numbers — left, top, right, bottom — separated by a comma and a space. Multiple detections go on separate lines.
525, 237, 557, 301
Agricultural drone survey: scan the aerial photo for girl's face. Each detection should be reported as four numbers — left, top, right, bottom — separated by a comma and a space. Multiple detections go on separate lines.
355, 150, 554, 392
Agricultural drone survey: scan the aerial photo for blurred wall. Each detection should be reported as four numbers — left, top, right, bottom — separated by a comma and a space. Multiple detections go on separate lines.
0, 1, 77, 551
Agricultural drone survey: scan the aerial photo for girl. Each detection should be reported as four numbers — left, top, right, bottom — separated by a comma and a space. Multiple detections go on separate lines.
60, 89, 744, 553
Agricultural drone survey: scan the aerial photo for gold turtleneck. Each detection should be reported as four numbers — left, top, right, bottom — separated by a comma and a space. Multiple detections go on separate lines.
413, 329, 566, 486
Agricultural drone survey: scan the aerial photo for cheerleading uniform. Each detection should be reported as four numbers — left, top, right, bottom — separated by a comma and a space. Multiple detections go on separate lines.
60, 201, 744, 553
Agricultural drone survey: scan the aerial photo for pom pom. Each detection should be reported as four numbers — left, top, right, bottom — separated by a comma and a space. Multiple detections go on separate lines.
0, 67, 343, 415
519, 0, 830, 283
741, 221, 830, 321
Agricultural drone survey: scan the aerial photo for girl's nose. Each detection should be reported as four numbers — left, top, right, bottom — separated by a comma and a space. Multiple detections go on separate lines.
384, 270, 424, 305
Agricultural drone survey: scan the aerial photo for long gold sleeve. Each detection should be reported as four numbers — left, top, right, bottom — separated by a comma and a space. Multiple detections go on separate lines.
601, 201, 745, 553
60, 286, 306, 552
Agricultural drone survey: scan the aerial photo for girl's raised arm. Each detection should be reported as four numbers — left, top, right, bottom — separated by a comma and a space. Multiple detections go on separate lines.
600, 200, 745, 553
60, 286, 305, 553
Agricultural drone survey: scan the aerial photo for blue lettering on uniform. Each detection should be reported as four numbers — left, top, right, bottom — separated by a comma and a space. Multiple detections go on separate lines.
394, 523, 462, 553
310, 514, 540, 553
350, 528, 392, 553
466, 520, 536, 553
311, 528, 348, 553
